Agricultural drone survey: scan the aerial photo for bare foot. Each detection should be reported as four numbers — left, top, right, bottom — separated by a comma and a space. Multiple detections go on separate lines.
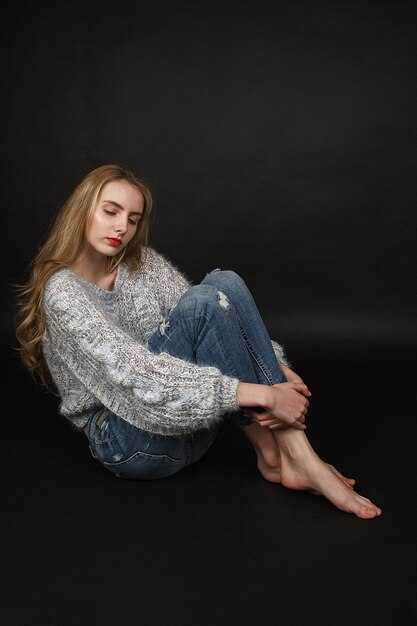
243, 423, 282, 483
256, 449, 282, 483
243, 423, 355, 488
255, 449, 355, 490
275, 430, 382, 519
327, 464, 356, 488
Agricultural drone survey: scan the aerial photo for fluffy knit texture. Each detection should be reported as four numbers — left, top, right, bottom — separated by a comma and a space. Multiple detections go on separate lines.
42, 248, 289, 436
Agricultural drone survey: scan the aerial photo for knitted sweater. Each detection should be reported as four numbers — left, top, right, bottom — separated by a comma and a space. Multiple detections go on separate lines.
42, 248, 288, 436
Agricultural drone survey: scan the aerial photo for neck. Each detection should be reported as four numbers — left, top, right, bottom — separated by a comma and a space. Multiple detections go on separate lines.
69, 247, 115, 286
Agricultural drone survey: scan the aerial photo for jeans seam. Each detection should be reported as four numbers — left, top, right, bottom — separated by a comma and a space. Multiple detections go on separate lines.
103, 450, 183, 468
237, 320, 275, 385
202, 272, 277, 385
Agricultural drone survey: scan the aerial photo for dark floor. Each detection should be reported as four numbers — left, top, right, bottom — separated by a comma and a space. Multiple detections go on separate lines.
2, 342, 416, 626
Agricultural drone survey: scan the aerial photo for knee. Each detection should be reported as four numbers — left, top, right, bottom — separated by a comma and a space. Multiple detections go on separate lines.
177, 284, 220, 313
206, 269, 246, 289
204, 269, 248, 299
177, 284, 236, 319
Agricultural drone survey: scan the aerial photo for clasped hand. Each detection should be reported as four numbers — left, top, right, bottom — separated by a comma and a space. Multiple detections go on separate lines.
251, 381, 310, 430
239, 365, 311, 430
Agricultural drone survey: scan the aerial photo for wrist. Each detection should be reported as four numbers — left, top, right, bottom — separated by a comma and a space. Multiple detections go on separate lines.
236, 382, 271, 409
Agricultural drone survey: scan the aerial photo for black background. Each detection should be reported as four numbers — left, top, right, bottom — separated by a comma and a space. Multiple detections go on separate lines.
2, 2, 417, 625
3, 0, 416, 348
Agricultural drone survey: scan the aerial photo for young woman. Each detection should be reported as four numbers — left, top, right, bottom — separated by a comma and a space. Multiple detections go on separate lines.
15, 164, 382, 520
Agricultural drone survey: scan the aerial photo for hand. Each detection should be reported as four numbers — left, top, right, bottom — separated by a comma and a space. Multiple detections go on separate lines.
258, 382, 310, 430
237, 381, 311, 431
280, 364, 304, 385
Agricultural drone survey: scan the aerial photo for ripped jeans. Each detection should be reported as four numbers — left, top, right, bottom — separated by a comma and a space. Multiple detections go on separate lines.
86, 270, 284, 480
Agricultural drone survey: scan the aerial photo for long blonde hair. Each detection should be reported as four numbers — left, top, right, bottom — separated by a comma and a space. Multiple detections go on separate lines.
15, 164, 153, 394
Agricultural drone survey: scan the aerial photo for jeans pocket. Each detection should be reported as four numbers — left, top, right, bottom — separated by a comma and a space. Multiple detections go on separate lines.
102, 450, 183, 480
89, 411, 186, 480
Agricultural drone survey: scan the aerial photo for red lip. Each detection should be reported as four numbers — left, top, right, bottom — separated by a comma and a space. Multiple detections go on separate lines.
107, 238, 122, 247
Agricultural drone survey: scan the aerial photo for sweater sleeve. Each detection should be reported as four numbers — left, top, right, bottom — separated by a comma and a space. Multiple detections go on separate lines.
271, 340, 291, 368
143, 248, 191, 316
43, 276, 239, 436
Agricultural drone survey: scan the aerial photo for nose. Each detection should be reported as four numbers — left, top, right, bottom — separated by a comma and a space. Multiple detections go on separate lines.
115, 216, 128, 235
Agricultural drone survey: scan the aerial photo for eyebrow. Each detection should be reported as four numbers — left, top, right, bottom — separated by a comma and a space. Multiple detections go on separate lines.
102, 200, 143, 216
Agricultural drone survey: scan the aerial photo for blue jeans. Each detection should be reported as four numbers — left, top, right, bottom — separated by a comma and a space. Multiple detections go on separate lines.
86, 270, 284, 480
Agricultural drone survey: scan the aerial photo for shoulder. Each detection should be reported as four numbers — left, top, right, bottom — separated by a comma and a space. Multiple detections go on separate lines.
141, 246, 168, 267
139, 247, 180, 274
126, 247, 190, 292
43, 269, 88, 311
44, 269, 74, 297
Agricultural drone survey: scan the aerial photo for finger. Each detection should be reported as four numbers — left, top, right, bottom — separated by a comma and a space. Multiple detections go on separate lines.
254, 412, 273, 423
270, 418, 306, 430
293, 383, 312, 397
257, 418, 282, 427
283, 374, 304, 384
291, 407, 307, 421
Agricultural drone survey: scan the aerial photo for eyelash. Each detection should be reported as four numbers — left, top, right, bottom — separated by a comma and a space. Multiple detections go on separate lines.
104, 209, 139, 226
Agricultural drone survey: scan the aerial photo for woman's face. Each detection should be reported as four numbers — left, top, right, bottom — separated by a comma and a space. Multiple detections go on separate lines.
86, 179, 144, 257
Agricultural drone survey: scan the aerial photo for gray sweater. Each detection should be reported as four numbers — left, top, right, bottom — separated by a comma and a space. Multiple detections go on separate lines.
42, 248, 288, 435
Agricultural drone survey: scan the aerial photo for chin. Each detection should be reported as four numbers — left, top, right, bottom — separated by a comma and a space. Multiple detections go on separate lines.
99, 244, 119, 255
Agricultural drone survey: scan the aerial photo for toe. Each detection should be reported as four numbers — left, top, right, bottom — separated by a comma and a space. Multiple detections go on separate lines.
355, 505, 382, 519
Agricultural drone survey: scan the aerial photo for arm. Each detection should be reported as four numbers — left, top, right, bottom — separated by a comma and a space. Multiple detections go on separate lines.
144, 248, 191, 316
43, 275, 239, 436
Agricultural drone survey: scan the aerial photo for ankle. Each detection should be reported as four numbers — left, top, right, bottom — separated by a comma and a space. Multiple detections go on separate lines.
274, 429, 315, 458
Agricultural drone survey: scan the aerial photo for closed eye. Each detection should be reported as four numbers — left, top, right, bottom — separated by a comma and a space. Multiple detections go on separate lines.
104, 209, 139, 226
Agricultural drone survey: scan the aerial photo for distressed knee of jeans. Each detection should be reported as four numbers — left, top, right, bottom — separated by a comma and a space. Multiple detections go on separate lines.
206, 267, 222, 276
217, 290, 229, 311
159, 317, 170, 335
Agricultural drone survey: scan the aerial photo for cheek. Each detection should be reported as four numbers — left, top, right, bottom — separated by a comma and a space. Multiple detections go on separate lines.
90, 214, 108, 234
127, 229, 137, 243
86, 218, 103, 244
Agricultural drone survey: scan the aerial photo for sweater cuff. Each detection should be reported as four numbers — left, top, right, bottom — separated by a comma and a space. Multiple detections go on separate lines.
271, 340, 291, 368
218, 376, 240, 414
